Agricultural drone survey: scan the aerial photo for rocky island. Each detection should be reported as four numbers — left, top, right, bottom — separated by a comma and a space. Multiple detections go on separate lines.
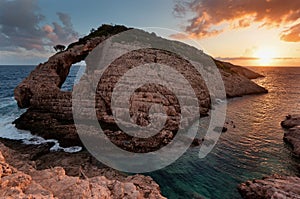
13, 24, 267, 150
1, 24, 269, 198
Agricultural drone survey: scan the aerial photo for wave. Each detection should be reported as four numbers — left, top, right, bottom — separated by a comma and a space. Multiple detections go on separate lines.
0, 97, 16, 109
0, 101, 82, 153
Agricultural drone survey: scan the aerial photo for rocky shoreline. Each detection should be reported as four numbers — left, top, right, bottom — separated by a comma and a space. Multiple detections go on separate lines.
0, 141, 165, 198
3, 24, 269, 198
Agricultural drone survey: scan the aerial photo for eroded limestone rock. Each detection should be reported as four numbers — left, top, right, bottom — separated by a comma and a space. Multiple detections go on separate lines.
0, 143, 166, 199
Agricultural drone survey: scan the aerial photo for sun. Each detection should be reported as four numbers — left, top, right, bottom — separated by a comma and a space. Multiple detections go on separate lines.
255, 47, 276, 66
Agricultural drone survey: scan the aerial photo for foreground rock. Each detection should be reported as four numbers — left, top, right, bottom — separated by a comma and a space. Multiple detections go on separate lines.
238, 175, 300, 199
281, 114, 300, 157
13, 24, 267, 151
0, 142, 166, 199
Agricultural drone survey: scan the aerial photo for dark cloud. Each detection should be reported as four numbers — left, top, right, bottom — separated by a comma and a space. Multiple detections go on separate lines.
0, 0, 79, 52
57, 12, 73, 28
172, 0, 300, 42
173, 0, 189, 18
44, 12, 79, 45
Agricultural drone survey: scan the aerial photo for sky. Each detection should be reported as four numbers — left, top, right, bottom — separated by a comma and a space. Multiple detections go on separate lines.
0, 0, 299, 66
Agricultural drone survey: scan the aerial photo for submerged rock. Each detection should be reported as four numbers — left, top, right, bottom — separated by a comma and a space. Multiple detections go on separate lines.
238, 175, 300, 199
213, 126, 228, 133
191, 138, 203, 147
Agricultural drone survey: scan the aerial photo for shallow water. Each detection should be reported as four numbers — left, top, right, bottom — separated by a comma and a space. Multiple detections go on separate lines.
0, 65, 299, 198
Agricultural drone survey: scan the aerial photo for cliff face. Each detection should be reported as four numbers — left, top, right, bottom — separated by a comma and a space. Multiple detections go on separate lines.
13, 24, 267, 150
0, 143, 165, 199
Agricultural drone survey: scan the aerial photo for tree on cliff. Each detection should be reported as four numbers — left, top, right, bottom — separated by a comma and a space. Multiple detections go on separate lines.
54, 44, 66, 52
90, 28, 96, 33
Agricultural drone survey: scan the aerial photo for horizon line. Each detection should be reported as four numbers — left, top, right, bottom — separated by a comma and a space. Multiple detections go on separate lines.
0, 64, 299, 67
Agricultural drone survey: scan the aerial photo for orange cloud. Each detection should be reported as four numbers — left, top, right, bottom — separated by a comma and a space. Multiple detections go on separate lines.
280, 23, 300, 42
173, 0, 300, 42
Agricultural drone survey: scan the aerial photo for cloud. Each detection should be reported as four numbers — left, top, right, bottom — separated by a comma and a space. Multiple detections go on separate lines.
173, 0, 188, 18
172, 0, 300, 42
43, 12, 79, 45
217, 56, 299, 61
243, 46, 258, 57
280, 23, 300, 42
0, 0, 79, 52
216, 57, 259, 61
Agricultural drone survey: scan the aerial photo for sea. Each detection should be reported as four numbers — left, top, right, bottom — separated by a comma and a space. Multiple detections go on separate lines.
0, 65, 300, 199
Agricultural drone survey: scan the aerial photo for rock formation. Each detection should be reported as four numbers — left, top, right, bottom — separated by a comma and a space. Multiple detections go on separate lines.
0, 142, 166, 199
13, 24, 267, 151
281, 114, 300, 157
213, 59, 264, 80
281, 114, 300, 129
238, 175, 300, 199
213, 59, 267, 97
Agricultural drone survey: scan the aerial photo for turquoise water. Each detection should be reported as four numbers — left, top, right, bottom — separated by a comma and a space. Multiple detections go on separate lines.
149, 67, 300, 198
0, 66, 300, 198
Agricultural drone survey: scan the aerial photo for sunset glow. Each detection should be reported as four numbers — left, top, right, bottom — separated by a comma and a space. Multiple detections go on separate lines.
0, 0, 299, 66
171, 0, 300, 67
254, 47, 277, 66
